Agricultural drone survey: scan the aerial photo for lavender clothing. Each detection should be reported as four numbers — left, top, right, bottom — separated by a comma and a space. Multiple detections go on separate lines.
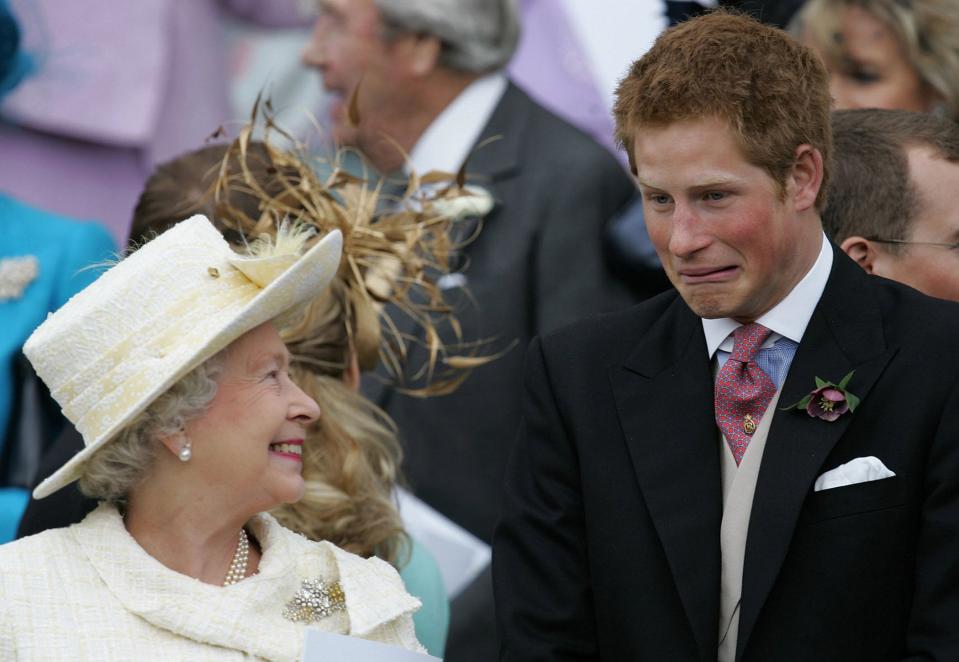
508, 0, 617, 156
0, 0, 308, 245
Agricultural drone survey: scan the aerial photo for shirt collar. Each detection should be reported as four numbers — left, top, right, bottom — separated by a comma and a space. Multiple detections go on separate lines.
702, 232, 832, 358
405, 72, 508, 176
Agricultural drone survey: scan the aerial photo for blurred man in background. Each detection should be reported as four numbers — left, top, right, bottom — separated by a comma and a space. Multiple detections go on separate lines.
826, 108, 959, 302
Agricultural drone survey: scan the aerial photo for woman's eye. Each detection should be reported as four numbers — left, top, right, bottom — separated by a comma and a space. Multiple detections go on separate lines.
846, 67, 880, 84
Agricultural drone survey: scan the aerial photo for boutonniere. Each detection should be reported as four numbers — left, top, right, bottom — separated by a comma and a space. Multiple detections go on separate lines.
424, 184, 495, 221
783, 370, 860, 421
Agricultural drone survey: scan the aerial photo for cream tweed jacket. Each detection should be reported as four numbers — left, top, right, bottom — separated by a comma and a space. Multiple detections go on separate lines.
0, 504, 424, 660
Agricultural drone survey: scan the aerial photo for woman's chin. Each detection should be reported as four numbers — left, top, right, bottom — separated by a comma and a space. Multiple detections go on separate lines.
278, 479, 306, 505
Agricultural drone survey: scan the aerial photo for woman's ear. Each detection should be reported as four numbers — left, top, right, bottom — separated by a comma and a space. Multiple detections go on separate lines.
159, 429, 191, 461
342, 349, 361, 393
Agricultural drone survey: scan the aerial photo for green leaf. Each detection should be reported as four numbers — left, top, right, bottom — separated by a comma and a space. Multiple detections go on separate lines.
845, 391, 861, 412
838, 370, 856, 390
814, 376, 827, 389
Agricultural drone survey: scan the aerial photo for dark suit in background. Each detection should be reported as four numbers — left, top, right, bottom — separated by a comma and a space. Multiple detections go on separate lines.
371, 82, 639, 662
494, 250, 959, 660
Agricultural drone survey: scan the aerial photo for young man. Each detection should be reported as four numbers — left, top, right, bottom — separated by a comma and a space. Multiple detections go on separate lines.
827, 108, 959, 302
493, 11, 959, 661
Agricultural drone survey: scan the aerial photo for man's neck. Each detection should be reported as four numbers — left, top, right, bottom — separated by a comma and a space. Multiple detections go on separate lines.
362, 70, 480, 173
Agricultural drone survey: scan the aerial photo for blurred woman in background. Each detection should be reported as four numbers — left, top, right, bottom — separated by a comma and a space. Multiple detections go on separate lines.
793, 0, 959, 120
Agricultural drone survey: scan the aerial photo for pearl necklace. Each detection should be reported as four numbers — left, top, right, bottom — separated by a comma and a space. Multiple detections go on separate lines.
223, 528, 250, 586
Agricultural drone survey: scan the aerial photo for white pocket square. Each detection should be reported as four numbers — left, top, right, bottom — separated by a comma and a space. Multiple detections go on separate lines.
814, 456, 896, 492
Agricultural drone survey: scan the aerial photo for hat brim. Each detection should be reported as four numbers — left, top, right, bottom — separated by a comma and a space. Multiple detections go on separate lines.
32, 229, 343, 499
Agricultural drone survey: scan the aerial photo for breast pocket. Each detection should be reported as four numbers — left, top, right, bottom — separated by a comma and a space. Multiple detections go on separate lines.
800, 476, 910, 523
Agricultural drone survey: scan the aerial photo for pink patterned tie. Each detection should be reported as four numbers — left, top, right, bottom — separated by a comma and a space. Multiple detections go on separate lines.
714, 323, 776, 465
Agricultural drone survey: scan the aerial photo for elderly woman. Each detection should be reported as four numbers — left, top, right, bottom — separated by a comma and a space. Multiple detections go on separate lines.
793, 0, 959, 120
0, 216, 426, 659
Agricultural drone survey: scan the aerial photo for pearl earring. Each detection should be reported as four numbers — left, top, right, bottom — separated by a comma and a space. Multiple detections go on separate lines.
178, 440, 192, 462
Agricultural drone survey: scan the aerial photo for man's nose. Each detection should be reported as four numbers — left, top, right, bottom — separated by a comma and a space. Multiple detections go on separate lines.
302, 20, 327, 68
668, 204, 710, 258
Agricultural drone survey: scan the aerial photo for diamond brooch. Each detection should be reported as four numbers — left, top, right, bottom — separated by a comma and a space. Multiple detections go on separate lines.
282, 578, 346, 623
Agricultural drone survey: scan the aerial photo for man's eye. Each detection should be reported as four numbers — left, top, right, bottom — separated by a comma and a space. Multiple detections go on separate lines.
649, 194, 671, 205
705, 191, 726, 202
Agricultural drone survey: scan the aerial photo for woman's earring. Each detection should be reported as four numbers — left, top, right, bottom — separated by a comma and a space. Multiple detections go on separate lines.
178, 439, 192, 462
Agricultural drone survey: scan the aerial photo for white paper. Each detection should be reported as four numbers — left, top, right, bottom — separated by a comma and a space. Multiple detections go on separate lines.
396, 488, 491, 598
302, 629, 442, 661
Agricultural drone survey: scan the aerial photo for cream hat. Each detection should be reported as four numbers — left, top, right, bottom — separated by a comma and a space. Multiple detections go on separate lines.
24, 215, 342, 498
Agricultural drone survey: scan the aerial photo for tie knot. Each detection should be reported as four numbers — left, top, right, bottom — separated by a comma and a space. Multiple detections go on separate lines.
730, 323, 772, 363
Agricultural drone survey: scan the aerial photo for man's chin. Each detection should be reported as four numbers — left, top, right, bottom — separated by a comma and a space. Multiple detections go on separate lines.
679, 289, 739, 320
331, 121, 360, 148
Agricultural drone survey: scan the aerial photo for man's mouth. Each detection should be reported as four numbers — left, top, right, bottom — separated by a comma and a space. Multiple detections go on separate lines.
678, 266, 739, 284
269, 440, 304, 461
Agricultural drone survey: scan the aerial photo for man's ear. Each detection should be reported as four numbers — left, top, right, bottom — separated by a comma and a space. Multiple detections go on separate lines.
789, 144, 824, 213
398, 34, 442, 77
840, 235, 878, 274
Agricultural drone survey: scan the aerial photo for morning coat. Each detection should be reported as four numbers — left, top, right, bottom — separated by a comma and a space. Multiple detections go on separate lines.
494, 249, 959, 661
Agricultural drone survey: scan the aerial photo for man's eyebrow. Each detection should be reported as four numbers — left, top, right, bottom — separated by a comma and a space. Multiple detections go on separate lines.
636, 177, 740, 190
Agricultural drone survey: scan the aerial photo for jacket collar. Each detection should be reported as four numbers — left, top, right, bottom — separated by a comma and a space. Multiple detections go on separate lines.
74, 504, 420, 659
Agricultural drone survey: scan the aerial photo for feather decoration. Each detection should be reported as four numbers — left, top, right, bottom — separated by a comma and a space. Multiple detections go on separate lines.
208, 98, 496, 396
245, 218, 317, 260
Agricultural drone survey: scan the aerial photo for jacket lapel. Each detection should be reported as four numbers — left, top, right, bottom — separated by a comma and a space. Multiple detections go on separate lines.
460, 82, 524, 185
610, 297, 722, 660
736, 252, 897, 658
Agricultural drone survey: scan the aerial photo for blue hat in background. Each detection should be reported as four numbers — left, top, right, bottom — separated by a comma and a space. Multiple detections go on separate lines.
0, 0, 33, 98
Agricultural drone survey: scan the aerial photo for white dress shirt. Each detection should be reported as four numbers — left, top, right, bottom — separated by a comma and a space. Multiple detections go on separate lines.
406, 72, 508, 176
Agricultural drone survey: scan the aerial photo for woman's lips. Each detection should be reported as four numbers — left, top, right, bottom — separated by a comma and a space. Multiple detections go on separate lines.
679, 266, 739, 284
269, 440, 304, 462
